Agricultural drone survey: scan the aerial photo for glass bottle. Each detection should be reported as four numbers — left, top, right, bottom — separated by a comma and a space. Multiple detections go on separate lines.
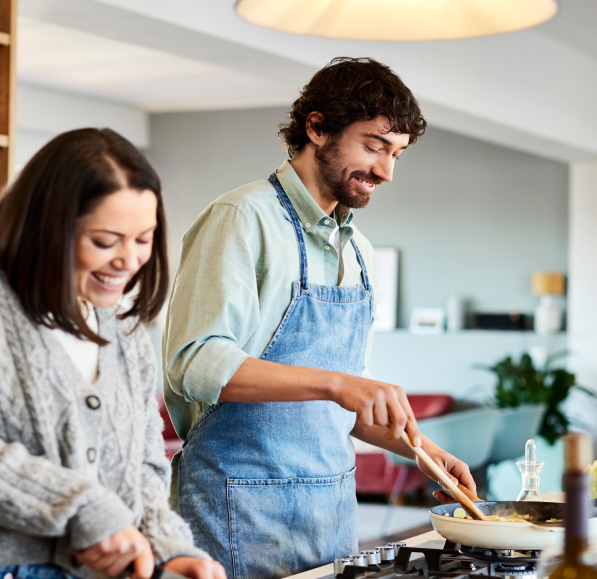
547, 433, 597, 579
517, 439, 545, 501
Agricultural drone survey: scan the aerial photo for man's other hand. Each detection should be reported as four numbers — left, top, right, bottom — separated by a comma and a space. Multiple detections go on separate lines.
164, 557, 227, 579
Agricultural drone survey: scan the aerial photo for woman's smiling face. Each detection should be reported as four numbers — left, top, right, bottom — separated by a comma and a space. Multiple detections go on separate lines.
74, 187, 158, 309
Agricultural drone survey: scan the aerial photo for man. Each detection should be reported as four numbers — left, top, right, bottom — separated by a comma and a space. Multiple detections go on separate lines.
163, 57, 476, 579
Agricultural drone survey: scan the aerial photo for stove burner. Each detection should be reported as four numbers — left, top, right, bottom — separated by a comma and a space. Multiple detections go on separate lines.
459, 546, 540, 565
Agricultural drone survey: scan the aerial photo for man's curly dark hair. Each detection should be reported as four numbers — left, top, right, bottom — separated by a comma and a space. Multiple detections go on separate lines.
279, 57, 426, 157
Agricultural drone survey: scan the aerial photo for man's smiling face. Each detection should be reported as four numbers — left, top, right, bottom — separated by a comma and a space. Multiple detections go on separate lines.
314, 116, 410, 209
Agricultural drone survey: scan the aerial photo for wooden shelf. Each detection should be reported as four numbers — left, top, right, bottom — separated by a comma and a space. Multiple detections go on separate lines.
0, 0, 16, 187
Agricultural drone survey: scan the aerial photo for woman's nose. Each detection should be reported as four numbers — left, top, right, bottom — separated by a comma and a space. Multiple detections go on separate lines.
114, 241, 140, 272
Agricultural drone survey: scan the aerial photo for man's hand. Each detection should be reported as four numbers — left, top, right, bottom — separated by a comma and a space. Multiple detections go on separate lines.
351, 425, 477, 505
415, 438, 477, 502
74, 524, 154, 579
164, 557, 227, 579
330, 374, 422, 444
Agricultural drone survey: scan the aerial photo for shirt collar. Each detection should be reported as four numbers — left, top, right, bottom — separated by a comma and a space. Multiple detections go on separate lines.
275, 160, 354, 230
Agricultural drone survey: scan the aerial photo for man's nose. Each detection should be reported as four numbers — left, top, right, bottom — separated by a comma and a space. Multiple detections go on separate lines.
373, 156, 394, 183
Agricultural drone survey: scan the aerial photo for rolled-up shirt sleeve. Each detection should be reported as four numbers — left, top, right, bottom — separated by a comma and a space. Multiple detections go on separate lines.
164, 202, 261, 408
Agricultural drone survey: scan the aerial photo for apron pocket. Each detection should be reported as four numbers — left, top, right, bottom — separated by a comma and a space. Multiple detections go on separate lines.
226, 468, 357, 579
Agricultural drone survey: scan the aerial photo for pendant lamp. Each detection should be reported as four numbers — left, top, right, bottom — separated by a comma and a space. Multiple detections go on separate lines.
235, 0, 559, 41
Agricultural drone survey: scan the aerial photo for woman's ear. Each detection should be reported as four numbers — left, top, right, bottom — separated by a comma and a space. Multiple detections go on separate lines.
305, 112, 328, 146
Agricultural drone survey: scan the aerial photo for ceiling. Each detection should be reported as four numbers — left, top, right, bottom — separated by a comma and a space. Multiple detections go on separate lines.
17, 17, 297, 111
17, 0, 597, 112
15, 0, 597, 161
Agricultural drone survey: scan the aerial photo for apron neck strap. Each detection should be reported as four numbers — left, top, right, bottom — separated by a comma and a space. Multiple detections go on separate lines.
268, 172, 372, 293
349, 237, 372, 292
268, 173, 309, 290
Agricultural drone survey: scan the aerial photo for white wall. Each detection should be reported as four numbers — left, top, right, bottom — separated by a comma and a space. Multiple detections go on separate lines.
149, 106, 569, 328
369, 330, 567, 400
16, 83, 150, 169
567, 160, 597, 440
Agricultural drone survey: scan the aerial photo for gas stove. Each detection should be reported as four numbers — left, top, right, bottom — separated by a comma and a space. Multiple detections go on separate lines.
323, 540, 541, 579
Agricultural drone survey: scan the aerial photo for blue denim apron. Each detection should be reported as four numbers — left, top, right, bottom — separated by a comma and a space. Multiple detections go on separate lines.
179, 173, 374, 579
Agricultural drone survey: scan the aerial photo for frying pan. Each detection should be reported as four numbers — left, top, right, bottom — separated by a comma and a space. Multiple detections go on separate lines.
430, 501, 597, 550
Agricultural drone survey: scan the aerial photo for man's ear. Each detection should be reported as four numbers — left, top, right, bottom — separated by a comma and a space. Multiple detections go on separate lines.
305, 112, 328, 146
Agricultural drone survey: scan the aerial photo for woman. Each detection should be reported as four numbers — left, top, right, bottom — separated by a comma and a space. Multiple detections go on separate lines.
0, 129, 226, 579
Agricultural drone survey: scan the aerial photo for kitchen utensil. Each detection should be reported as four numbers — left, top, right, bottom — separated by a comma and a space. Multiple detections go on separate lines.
401, 432, 487, 520
153, 568, 187, 579
440, 482, 483, 502
430, 501, 597, 550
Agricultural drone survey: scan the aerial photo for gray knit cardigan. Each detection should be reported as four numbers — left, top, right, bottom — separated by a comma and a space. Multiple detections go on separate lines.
0, 274, 209, 577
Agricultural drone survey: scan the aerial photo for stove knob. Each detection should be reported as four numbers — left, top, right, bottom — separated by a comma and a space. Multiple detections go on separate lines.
378, 546, 396, 562
363, 550, 381, 565
333, 558, 352, 574
387, 542, 406, 557
352, 554, 368, 567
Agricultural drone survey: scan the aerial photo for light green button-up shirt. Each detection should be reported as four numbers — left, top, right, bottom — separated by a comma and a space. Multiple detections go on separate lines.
162, 160, 379, 439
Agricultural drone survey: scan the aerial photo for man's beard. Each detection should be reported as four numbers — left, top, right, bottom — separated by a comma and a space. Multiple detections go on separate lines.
314, 138, 382, 209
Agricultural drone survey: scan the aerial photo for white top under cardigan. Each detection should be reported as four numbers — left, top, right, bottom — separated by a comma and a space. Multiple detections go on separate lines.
52, 302, 100, 384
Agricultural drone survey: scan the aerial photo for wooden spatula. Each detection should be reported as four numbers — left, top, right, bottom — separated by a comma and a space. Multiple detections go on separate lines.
442, 482, 484, 503
401, 431, 487, 521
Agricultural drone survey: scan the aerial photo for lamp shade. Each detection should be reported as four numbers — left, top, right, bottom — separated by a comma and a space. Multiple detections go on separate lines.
532, 272, 565, 296
235, 0, 559, 41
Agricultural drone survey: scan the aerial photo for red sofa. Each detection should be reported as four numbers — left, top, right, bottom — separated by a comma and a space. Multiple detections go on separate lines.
158, 396, 184, 460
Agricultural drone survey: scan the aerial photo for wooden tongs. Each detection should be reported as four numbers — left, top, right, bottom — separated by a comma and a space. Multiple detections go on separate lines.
401, 432, 488, 521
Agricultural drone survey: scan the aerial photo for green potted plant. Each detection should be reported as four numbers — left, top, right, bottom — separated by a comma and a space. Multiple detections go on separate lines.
481, 351, 596, 445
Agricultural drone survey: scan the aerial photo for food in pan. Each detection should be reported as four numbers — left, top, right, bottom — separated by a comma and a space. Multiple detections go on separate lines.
448, 510, 563, 523
484, 513, 530, 522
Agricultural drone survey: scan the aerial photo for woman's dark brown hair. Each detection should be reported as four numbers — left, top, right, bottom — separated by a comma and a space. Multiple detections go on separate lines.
279, 56, 427, 156
0, 127, 168, 345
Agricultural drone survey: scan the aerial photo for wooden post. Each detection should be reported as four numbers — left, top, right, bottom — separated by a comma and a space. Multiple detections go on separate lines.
0, 0, 16, 191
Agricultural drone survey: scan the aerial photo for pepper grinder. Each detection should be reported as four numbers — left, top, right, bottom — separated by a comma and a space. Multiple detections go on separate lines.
517, 439, 545, 501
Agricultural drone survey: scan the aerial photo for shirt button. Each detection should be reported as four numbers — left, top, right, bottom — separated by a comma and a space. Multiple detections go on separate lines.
85, 395, 101, 410
324, 246, 331, 251
87, 448, 97, 463
324, 219, 330, 225
305, 222, 311, 228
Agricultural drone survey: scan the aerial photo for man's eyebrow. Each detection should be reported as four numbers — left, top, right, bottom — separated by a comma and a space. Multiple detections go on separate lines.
362, 133, 408, 149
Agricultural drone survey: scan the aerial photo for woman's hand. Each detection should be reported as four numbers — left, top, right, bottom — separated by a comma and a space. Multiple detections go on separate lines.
163, 557, 227, 579
74, 524, 154, 579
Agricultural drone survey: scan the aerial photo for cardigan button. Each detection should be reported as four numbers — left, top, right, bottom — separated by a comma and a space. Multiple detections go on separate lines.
85, 395, 101, 410
87, 448, 97, 463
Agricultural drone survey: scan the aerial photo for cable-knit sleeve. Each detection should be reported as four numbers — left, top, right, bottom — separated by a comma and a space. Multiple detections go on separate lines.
0, 297, 134, 550
133, 322, 212, 563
